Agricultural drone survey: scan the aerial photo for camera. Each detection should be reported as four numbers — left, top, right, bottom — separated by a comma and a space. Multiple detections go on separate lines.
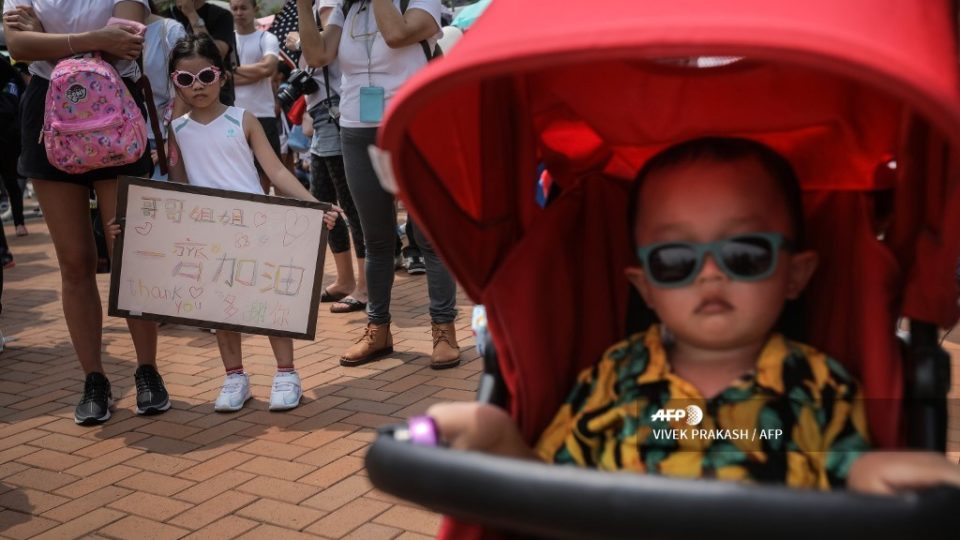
277, 69, 319, 112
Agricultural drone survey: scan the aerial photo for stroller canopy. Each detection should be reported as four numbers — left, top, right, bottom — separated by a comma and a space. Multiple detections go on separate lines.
381, 0, 960, 446
377, 0, 960, 537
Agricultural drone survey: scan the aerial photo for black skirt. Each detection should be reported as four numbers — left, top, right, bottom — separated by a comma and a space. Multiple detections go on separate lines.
18, 75, 152, 185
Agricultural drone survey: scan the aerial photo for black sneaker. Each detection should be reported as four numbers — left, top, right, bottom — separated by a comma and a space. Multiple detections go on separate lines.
75, 372, 113, 425
405, 256, 426, 275
134, 364, 171, 415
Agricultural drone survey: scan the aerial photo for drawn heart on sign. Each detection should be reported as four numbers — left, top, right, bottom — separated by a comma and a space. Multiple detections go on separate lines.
254, 212, 268, 227
134, 222, 153, 236
189, 286, 204, 299
282, 211, 310, 247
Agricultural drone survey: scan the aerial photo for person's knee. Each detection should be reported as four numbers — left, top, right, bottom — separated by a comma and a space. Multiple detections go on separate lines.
58, 253, 96, 286
365, 230, 396, 253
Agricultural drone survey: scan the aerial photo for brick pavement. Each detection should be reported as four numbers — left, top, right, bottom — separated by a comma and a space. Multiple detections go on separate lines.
1, 218, 959, 540
0, 219, 470, 539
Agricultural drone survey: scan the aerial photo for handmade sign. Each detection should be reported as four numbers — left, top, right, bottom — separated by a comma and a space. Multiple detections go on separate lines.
108, 176, 330, 340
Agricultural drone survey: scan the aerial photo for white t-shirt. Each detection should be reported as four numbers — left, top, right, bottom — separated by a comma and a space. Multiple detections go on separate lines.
327, 0, 441, 128
233, 29, 280, 118
2, 0, 150, 80
171, 106, 263, 195
304, 0, 341, 110
144, 17, 187, 140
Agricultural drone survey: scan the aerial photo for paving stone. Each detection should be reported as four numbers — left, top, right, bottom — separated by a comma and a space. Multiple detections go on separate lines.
98, 515, 190, 540
374, 505, 442, 537
166, 490, 257, 530
107, 491, 193, 522
32, 508, 125, 540
303, 497, 391, 538
235, 498, 326, 531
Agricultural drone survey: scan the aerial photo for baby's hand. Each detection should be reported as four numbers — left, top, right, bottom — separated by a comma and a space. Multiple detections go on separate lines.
105, 218, 123, 243
848, 451, 960, 495
426, 402, 537, 460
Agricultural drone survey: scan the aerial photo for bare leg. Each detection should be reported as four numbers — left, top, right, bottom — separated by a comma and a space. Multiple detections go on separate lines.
352, 256, 368, 302
32, 180, 103, 374
269, 336, 294, 370
327, 250, 356, 295
215, 331, 244, 371
93, 179, 158, 367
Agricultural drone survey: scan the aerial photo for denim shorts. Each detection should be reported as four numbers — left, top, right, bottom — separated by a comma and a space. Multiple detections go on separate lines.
309, 101, 342, 158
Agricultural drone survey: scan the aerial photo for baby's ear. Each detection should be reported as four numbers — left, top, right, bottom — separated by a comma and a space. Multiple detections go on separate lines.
625, 266, 654, 307
785, 250, 819, 299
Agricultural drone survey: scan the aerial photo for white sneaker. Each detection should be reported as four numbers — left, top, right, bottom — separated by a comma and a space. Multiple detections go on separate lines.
214, 372, 251, 412
268, 371, 302, 411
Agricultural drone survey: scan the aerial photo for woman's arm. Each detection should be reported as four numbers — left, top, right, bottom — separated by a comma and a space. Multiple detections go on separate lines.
175, 0, 229, 59
297, 0, 341, 68
372, 0, 439, 49
113, 0, 146, 23
3, 1, 146, 61
243, 111, 315, 201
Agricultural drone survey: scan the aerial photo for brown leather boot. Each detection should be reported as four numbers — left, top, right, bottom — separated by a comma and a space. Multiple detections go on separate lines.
340, 322, 393, 366
430, 322, 461, 369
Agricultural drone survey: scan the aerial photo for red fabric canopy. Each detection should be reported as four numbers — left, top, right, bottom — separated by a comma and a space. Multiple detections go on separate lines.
377, 1, 960, 538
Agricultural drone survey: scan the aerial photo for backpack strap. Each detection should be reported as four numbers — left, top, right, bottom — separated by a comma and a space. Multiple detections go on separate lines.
343, 0, 437, 61
136, 54, 168, 176
397, 0, 436, 62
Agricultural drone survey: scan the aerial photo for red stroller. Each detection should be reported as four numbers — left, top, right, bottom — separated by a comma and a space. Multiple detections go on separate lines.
365, 1, 960, 538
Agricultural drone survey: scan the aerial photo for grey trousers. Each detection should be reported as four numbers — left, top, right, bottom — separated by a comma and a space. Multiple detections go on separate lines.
340, 127, 457, 325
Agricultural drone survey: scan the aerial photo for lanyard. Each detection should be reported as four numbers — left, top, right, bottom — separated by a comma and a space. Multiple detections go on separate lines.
350, 0, 378, 86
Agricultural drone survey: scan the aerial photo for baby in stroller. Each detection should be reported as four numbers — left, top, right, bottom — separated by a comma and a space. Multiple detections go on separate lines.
428, 136, 960, 494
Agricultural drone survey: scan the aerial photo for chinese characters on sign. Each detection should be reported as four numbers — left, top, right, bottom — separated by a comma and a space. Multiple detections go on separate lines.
110, 178, 328, 339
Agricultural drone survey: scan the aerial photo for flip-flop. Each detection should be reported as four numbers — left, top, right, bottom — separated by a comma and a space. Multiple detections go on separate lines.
320, 287, 349, 303
331, 297, 367, 313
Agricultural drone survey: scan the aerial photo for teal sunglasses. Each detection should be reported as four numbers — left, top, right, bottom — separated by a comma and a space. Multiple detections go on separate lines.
636, 232, 792, 288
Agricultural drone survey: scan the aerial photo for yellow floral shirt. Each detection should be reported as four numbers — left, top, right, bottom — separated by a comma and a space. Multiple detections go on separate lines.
535, 325, 871, 489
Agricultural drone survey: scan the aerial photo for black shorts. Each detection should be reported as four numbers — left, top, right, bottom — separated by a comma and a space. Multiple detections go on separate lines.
255, 116, 282, 174
18, 76, 152, 185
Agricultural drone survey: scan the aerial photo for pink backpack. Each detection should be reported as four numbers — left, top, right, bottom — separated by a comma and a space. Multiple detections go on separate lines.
42, 54, 148, 175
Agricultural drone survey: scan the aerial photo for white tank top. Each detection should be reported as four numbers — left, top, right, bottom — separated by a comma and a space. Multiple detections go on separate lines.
171, 106, 264, 195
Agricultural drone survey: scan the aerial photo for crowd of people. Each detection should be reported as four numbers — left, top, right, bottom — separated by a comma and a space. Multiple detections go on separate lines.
1, 0, 461, 425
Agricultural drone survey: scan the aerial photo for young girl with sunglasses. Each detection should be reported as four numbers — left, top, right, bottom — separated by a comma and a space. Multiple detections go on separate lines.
162, 33, 337, 412
422, 137, 960, 494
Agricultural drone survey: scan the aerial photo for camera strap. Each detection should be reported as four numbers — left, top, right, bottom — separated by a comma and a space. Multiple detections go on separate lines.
322, 65, 335, 102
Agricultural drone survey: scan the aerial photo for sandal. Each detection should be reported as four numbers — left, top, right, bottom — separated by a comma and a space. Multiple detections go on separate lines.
331, 297, 367, 313
15, 225, 27, 237
320, 287, 349, 303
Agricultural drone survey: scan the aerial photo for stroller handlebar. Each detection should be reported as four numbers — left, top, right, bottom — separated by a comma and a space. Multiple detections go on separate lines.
366, 426, 960, 540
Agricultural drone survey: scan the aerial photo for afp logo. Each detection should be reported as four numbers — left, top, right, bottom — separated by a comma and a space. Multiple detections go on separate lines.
651, 405, 703, 426
66, 84, 88, 104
